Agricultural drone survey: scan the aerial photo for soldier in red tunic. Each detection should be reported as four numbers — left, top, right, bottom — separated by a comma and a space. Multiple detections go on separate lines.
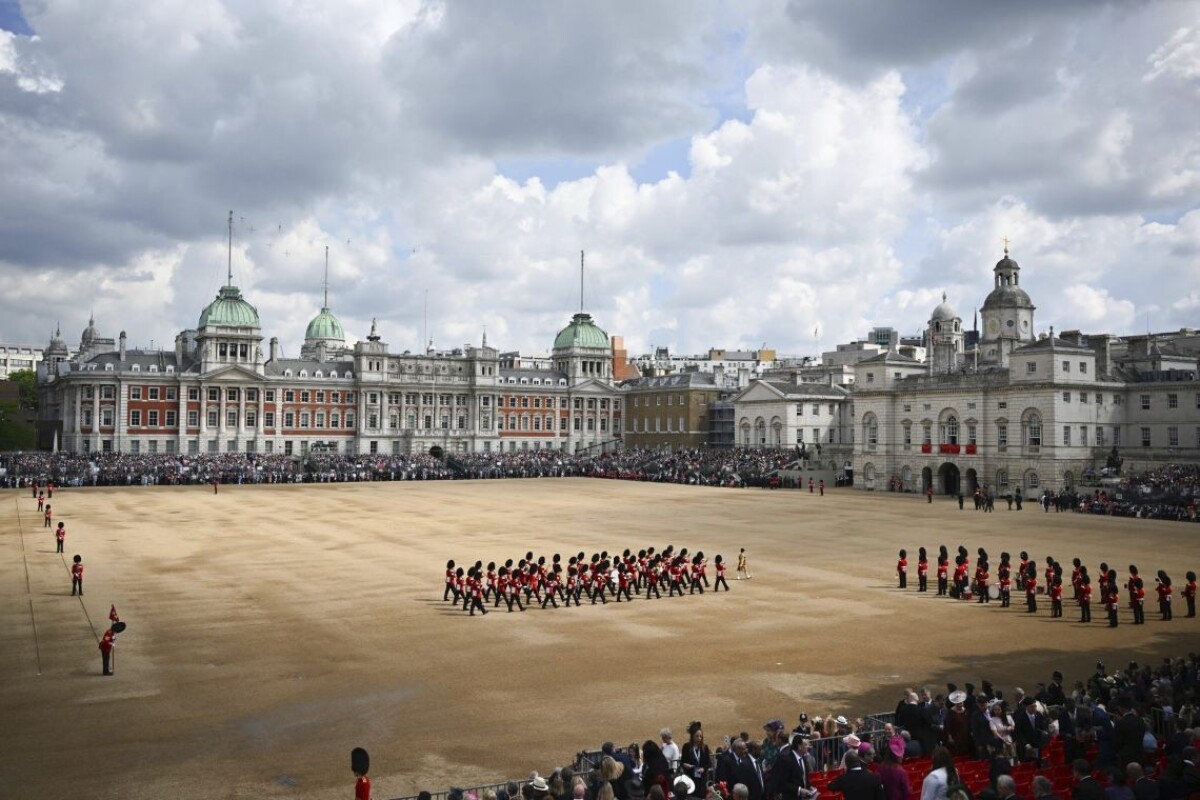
55, 522, 66, 553
444, 559, 458, 602
1078, 574, 1092, 623
1132, 577, 1146, 625
975, 560, 990, 604
71, 554, 84, 596
936, 546, 949, 596
43, 503, 52, 528
713, 555, 729, 591
917, 547, 929, 592
1184, 570, 1197, 618
645, 557, 662, 600
351, 747, 371, 800
897, 549, 908, 589
1105, 575, 1120, 628
37, 491, 45, 512
1155, 571, 1173, 621
1049, 575, 1063, 617
99, 627, 116, 675
1071, 558, 1083, 601
1025, 564, 1038, 613
998, 554, 1012, 608
466, 568, 487, 616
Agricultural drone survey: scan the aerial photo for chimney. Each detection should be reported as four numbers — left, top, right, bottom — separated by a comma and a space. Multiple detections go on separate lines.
119, 330, 127, 361
174, 333, 184, 365
270, 337, 279, 362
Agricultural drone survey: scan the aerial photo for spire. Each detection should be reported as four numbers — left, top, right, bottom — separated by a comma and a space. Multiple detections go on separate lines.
942, 290, 947, 303
1002, 235, 1010, 256
323, 245, 330, 309
482, 326, 488, 348
227, 210, 234, 286
580, 249, 585, 314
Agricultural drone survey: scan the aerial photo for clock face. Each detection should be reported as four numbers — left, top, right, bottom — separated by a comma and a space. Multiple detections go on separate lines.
986, 319, 1000, 336
1006, 319, 1015, 328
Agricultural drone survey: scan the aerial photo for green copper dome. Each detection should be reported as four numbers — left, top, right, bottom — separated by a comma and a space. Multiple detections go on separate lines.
305, 307, 345, 343
199, 285, 261, 328
553, 312, 609, 350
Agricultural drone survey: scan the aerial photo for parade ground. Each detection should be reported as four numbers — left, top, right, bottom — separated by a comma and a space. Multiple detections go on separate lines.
1, 479, 1197, 800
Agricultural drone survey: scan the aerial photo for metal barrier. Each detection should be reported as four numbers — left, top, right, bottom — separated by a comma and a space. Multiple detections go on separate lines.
387, 780, 515, 800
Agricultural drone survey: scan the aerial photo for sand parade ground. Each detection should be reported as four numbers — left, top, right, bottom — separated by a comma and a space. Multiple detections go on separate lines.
2, 479, 1197, 800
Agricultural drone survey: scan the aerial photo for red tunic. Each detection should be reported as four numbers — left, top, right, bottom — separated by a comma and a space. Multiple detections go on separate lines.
937, 559, 948, 579
1156, 584, 1172, 605
71, 562, 84, 581
1080, 585, 1092, 603
99, 628, 114, 654
918, 559, 928, 577
356, 774, 371, 800
897, 558, 908, 576
56, 526, 66, 543
1184, 581, 1197, 601
1026, 576, 1037, 597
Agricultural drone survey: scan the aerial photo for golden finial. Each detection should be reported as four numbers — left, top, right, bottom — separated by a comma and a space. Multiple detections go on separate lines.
1002, 235, 1011, 255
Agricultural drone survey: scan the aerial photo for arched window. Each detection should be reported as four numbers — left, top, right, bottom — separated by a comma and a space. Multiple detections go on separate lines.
941, 415, 958, 444
1025, 469, 1040, 489
1023, 412, 1042, 447
863, 413, 878, 446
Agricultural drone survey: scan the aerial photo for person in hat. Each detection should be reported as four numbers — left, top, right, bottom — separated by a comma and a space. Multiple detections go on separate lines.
351, 747, 371, 800
878, 737, 909, 800
898, 550, 908, 589
1079, 573, 1093, 623
936, 546, 949, 596
1155, 571, 1173, 621
998, 555, 1013, 608
43, 502, 52, 528
945, 692, 972, 757
1183, 571, 1197, 618
98, 625, 116, 675
917, 547, 929, 592
1046, 672, 1066, 706
54, 521, 66, 553
1025, 564, 1038, 613
673, 776, 697, 800
1106, 576, 1121, 628
70, 554, 84, 596
1131, 578, 1145, 625
1050, 575, 1064, 618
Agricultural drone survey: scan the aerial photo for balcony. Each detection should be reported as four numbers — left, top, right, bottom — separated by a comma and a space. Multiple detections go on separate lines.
920, 443, 932, 454
938, 443, 961, 455
965, 444, 977, 455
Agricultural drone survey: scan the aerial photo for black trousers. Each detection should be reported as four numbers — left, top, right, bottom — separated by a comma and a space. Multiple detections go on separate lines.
937, 576, 948, 595
1187, 596, 1195, 617
1108, 608, 1118, 627
102, 650, 111, 675
1027, 594, 1037, 612
714, 575, 729, 591
72, 577, 83, 596
56, 540, 64, 553
899, 573, 907, 589
646, 581, 661, 599
1080, 602, 1091, 622
918, 574, 927, 592
1001, 588, 1010, 607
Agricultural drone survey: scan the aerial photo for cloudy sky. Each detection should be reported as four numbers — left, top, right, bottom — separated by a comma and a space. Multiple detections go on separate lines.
1, 1, 1198, 360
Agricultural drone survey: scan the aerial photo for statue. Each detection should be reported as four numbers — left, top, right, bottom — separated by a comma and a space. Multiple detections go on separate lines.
1105, 446, 1123, 475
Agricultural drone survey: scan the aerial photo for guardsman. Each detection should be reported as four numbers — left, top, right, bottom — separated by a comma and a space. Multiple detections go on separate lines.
43, 503, 52, 528
1132, 577, 1146, 625
1079, 574, 1092, 623
99, 627, 115, 675
917, 547, 929, 592
818, 479, 825, 496
1155, 571, 1173, 621
444, 559, 458, 602
1049, 575, 1064, 617
936, 546, 949, 596
1106, 573, 1120, 628
809, 477, 814, 493
37, 491, 45, 511
1071, 558, 1083, 600
1184, 571, 1197, 618
351, 747, 371, 800
897, 549, 908, 589
55, 521, 66, 553
998, 554, 1012, 607
1017, 551, 1030, 592
1025, 564, 1038, 613
926, 485, 933, 504
976, 559, 990, 604
466, 567, 487, 616
714, 554, 729, 591
541, 568, 561, 608
71, 554, 84, 596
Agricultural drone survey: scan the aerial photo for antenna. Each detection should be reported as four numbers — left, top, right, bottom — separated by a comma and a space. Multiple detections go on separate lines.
580, 250, 585, 314
323, 245, 329, 309
227, 210, 234, 286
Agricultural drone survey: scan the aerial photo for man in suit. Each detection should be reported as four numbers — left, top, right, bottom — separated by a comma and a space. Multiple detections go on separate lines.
828, 753, 884, 800
769, 736, 816, 800
1014, 697, 1049, 765
1126, 762, 1157, 800
1057, 700, 1080, 764
726, 739, 765, 800
1111, 697, 1147, 769
1031, 776, 1060, 800
1070, 760, 1105, 800
997, 775, 1023, 800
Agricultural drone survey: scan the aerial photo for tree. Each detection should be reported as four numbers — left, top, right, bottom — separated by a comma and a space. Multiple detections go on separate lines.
8, 369, 37, 411
0, 402, 35, 450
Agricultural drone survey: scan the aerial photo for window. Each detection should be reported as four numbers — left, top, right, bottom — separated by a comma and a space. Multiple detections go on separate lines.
997, 424, 1008, 448
1096, 427, 1105, 447
130, 440, 140, 454
188, 387, 199, 401
903, 403, 912, 412
188, 410, 199, 426
1168, 426, 1179, 447
667, 395, 673, 407
265, 390, 275, 402
942, 415, 958, 444
208, 388, 219, 401
102, 386, 115, 400
796, 429, 804, 443
587, 399, 596, 410
1079, 362, 1088, 374
1141, 427, 1151, 447
300, 391, 310, 403
207, 410, 219, 427
1026, 362, 1036, 374
1063, 425, 1071, 446
1141, 394, 1151, 410
902, 424, 911, 445
265, 412, 275, 428
1080, 426, 1087, 446
300, 412, 310, 428
247, 389, 257, 402
285, 390, 295, 402
521, 397, 529, 408
345, 413, 355, 428
369, 393, 378, 404
226, 388, 238, 401
968, 424, 977, 445
1168, 393, 1178, 409
1062, 392, 1071, 403
812, 404, 819, 415
997, 401, 1007, 409
246, 410, 255, 427
368, 414, 378, 428
1027, 471, 1040, 489
922, 424, 932, 445
1095, 393, 1103, 404
1079, 392, 1087, 404
1114, 395, 1122, 406
131, 410, 142, 426
148, 410, 159, 426
131, 387, 142, 400
149, 387, 160, 400
866, 372, 875, 383
1062, 360, 1070, 372
285, 412, 295, 427
867, 422, 878, 446
165, 411, 176, 427
1025, 416, 1042, 447
227, 410, 238, 427
1113, 427, 1121, 447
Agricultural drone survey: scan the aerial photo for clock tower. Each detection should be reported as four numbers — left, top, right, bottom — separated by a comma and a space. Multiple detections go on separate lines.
979, 245, 1035, 367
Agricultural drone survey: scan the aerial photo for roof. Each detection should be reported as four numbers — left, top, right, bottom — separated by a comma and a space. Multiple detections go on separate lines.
763, 380, 850, 398
199, 285, 261, 328
858, 350, 920, 364
621, 373, 718, 390
305, 308, 346, 343
553, 312, 609, 350
981, 284, 1034, 311
1012, 336, 1092, 353
264, 358, 354, 376
85, 351, 179, 370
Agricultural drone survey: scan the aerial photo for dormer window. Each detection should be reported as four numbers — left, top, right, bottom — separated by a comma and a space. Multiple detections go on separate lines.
132, 364, 140, 372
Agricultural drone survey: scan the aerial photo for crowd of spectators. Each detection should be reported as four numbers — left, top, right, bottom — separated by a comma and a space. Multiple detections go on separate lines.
407, 654, 1200, 800
0, 448, 808, 488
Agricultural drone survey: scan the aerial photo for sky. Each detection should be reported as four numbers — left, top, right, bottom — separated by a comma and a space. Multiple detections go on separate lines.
1, 1, 1198, 360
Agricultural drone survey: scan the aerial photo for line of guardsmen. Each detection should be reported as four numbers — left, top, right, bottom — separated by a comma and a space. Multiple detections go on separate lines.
896, 545, 1196, 627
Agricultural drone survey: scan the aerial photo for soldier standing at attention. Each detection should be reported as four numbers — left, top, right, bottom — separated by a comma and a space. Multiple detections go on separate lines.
1079, 574, 1092, 623
43, 503, 52, 528
37, 491, 45, 512
55, 522, 66, 553
917, 547, 929, 592
1025, 564, 1038, 613
1106, 571, 1120, 627
936, 545, 949, 596
351, 747, 371, 800
998, 554, 1012, 607
897, 549, 908, 589
1184, 571, 1197, 618
71, 554, 84, 596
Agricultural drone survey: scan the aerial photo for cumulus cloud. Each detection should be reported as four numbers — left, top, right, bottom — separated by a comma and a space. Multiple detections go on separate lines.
0, 1, 1197, 361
